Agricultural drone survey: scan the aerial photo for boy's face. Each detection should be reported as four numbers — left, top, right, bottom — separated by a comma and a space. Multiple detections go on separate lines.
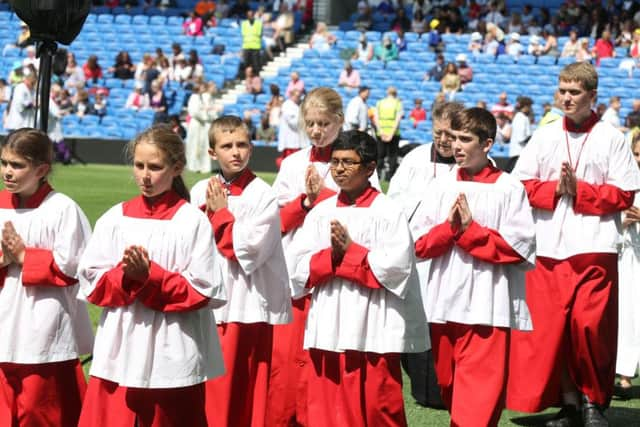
558, 80, 596, 121
209, 128, 252, 180
330, 149, 374, 195
451, 129, 492, 171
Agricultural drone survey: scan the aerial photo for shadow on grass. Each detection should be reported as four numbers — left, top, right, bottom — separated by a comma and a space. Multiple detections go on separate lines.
509, 405, 640, 427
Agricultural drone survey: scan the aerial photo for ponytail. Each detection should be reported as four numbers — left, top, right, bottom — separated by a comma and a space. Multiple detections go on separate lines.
172, 175, 190, 202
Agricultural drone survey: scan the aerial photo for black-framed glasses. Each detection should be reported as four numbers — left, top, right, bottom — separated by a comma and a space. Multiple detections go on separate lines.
329, 158, 363, 169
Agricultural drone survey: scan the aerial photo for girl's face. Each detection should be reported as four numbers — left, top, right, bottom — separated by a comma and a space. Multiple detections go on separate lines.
133, 141, 182, 200
304, 108, 342, 147
1, 148, 49, 198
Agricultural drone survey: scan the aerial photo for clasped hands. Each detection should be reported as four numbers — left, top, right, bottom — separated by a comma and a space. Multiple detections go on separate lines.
303, 165, 325, 209
447, 193, 473, 233
555, 161, 577, 197
1, 221, 25, 266
205, 176, 228, 213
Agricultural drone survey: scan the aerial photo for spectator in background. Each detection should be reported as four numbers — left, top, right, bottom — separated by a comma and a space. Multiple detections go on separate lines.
440, 62, 460, 101
48, 83, 71, 164
468, 31, 484, 56
375, 35, 399, 63
596, 102, 607, 119
432, 91, 446, 113
576, 37, 593, 62
412, 0, 431, 17
485, 1, 506, 27
73, 89, 93, 117
625, 99, 640, 130
456, 53, 473, 86
354, 1, 372, 32
507, 12, 523, 34
183, 50, 204, 88
409, 98, 427, 128
508, 95, 533, 168
157, 56, 173, 84
527, 34, 542, 56
506, 32, 524, 58
629, 28, 640, 58
395, 28, 408, 52
592, 30, 615, 65
411, 10, 428, 36
0, 78, 10, 104
183, 11, 204, 36
256, 113, 276, 142
539, 29, 559, 56
170, 42, 185, 67
262, 12, 278, 60
374, 85, 403, 180
285, 71, 304, 98
244, 65, 263, 101
194, 0, 216, 22
495, 113, 512, 145
265, 83, 283, 127
242, 110, 257, 140
125, 81, 150, 111
390, 7, 411, 33
276, 88, 304, 168
92, 89, 108, 118
338, 61, 361, 92
169, 114, 187, 139
4, 73, 35, 131
353, 33, 374, 63
22, 46, 39, 72
344, 85, 370, 132
309, 22, 336, 51
601, 96, 627, 132
491, 92, 514, 119
241, 9, 263, 73
82, 55, 103, 84
109, 51, 135, 80
427, 19, 444, 53
274, 3, 295, 50
149, 79, 168, 123
561, 28, 581, 58
486, 22, 506, 55
538, 90, 564, 127
185, 82, 220, 173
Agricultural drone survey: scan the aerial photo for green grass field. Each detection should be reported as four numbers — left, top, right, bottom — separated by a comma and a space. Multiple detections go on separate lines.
45, 164, 640, 426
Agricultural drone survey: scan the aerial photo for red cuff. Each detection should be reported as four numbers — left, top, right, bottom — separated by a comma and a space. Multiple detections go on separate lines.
134, 261, 210, 312
522, 179, 560, 211
306, 248, 335, 289
454, 220, 524, 264
87, 263, 137, 307
209, 207, 237, 261
335, 242, 382, 290
280, 189, 337, 234
415, 221, 457, 259
573, 181, 635, 215
21, 248, 77, 287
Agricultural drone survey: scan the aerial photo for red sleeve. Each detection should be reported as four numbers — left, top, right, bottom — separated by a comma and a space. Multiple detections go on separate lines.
131, 261, 210, 312
573, 181, 635, 215
280, 188, 337, 234
86, 263, 137, 307
454, 220, 524, 264
522, 179, 560, 211
208, 207, 237, 261
334, 242, 382, 290
21, 248, 77, 287
414, 221, 457, 259
306, 248, 335, 289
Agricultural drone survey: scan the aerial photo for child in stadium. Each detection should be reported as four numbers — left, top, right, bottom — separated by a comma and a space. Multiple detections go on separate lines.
507, 61, 640, 426
411, 107, 536, 427
286, 130, 427, 427
0, 128, 93, 427
190, 115, 291, 426
615, 132, 640, 399
267, 87, 379, 426
78, 125, 226, 427
387, 101, 464, 408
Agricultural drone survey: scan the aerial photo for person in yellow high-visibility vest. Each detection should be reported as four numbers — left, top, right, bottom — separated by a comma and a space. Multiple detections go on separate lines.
241, 9, 263, 74
373, 86, 404, 180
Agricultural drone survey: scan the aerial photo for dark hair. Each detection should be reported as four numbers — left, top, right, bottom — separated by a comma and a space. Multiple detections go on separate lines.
208, 115, 251, 148
450, 107, 497, 144
3, 128, 54, 168
269, 84, 280, 97
331, 130, 377, 165
127, 125, 190, 201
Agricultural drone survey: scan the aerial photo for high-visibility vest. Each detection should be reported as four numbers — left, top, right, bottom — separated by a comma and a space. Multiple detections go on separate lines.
376, 97, 402, 136
241, 19, 263, 50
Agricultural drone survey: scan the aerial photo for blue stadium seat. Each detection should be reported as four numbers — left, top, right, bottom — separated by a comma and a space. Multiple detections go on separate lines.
114, 14, 131, 24
96, 14, 114, 24
149, 15, 168, 26
167, 15, 185, 26
132, 14, 149, 25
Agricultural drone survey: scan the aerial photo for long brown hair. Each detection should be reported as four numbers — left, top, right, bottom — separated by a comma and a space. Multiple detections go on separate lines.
127, 125, 190, 201
3, 128, 54, 174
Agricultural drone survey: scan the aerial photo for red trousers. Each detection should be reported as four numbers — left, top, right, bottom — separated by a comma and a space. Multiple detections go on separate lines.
507, 253, 618, 411
206, 322, 273, 427
78, 377, 207, 427
266, 295, 311, 427
307, 349, 407, 427
430, 322, 509, 427
0, 359, 86, 427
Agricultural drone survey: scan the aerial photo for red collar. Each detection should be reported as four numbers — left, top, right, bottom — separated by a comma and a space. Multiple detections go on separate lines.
219, 168, 256, 196
563, 111, 599, 133
0, 182, 53, 209
122, 190, 186, 219
310, 145, 332, 163
337, 185, 380, 207
457, 164, 502, 183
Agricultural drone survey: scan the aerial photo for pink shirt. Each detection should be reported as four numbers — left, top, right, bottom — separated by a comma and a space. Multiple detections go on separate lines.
338, 69, 361, 88
285, 79, 305, 98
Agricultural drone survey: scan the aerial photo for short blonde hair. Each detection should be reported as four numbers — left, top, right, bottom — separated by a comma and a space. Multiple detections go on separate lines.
559, 61, 598, 91
299, 87, 344, 130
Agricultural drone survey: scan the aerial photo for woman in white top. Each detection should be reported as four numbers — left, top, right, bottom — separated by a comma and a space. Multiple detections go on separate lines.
78, 125, 226, 427
186, 82, 220, 173
0, 128, 93, 426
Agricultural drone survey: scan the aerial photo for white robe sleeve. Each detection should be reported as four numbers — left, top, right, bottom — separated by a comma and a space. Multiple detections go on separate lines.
498, 183, 536, 265
52, 198, 93, 279
607, 131, 640, 191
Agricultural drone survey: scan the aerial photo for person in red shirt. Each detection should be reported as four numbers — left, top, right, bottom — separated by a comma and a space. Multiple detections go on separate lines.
82, 55, 103, 84
409, 98, 427, 128
591, 30, 615, 66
